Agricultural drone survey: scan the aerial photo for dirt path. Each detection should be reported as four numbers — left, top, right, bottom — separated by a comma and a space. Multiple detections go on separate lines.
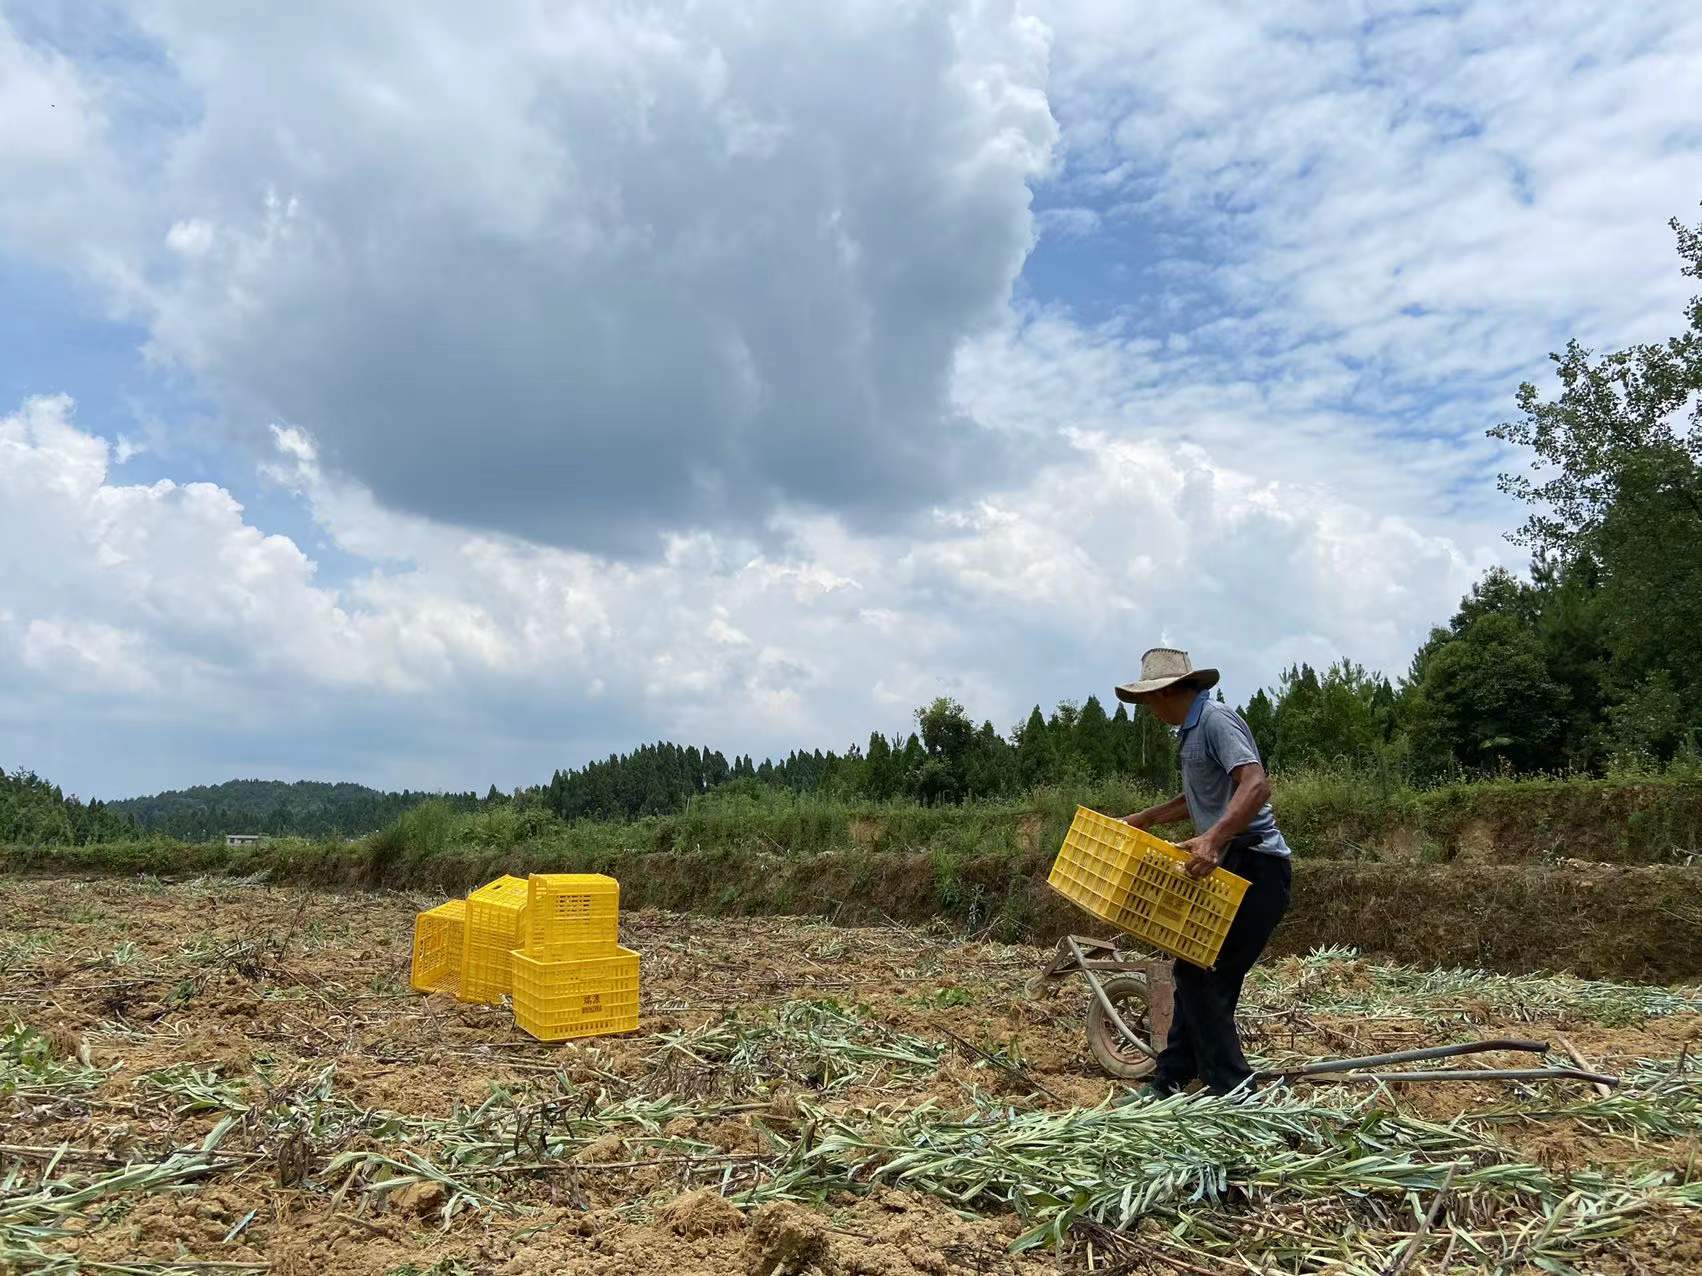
1, 877, 1698, 1274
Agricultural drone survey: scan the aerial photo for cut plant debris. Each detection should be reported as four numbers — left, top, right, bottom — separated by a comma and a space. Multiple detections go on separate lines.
2, 878, 1698, 1275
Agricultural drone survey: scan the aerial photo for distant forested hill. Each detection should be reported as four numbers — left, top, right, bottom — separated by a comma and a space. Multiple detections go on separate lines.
107, 779, 475, 839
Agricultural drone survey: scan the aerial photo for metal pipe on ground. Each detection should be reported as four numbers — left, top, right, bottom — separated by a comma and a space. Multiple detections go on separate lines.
1258, 1038, 1550, 1080
1299, 1067, 1619, 1087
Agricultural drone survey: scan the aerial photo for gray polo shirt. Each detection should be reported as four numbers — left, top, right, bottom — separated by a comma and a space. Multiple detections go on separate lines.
1177, 691, 1291, 857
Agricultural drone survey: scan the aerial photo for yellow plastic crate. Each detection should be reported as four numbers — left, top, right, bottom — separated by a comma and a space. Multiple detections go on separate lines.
409, 899, 465, 994
510, 947, 640, 1042
1047, 806, 1250, 969
524, 872, 620, 959
458, 875, 531, 1005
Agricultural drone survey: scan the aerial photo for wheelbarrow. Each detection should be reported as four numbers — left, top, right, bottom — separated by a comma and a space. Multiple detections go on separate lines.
1033, 933, 1622, 1089
1032, 934, 1173, 1080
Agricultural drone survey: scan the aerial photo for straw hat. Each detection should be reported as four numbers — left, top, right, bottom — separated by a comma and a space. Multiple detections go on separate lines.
1114, 647, 1220, 704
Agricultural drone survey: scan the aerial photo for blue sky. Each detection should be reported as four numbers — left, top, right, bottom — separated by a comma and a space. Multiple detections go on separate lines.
2, 0, 1699, 798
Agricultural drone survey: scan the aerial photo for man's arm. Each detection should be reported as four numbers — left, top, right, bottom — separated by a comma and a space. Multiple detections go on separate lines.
1177, 762, 1271, 879
1125, 794, 1188, 830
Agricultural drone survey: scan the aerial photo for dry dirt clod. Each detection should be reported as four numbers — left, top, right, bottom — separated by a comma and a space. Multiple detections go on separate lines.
393, 1180, 446, 1216
576, 1133, 626, 1164
744, 1201, 835, 1276
659, 1187, 746, 1238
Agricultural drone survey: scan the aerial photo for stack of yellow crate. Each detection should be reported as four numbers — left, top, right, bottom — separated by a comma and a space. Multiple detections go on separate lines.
509, 873, 638, 1041
409, 872, 639, 1043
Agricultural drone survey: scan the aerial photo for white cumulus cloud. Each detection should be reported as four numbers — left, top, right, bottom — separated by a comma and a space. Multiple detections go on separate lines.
1, 394, 1488, 794
2, 1, 1060, 554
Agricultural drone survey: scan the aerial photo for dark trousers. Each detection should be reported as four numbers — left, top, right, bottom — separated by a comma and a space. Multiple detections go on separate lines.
1154, 844, 1291, 1095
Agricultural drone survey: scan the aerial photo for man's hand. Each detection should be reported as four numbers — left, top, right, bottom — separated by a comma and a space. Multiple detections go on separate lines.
1122, 812, 1150, 831
1177, 831, 1226, 880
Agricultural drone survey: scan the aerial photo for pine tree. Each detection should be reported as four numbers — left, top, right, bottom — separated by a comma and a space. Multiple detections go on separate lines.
1241, 689, 1277, 758
864, 733, 898, 800
1073, 695, 1114, 777
1015, 706, 1059, 788
965, 720, 1016, 796
899, 733, 927, 797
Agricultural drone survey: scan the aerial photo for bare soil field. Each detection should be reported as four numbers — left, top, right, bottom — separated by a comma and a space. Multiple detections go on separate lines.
1, 875, 1699, 1275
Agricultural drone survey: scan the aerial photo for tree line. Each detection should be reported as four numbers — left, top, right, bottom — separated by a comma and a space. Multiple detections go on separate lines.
536, 697, 1182, 820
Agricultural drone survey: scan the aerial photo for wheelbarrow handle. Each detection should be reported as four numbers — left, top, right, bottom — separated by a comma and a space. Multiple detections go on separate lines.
1067, 935, 1155, 1059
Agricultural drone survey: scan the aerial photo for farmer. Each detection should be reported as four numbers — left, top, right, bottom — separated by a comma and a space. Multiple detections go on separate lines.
1115, 647, 1292, 1098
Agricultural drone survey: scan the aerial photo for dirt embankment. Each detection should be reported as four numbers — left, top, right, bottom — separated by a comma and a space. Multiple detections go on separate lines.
373, 846, 1702, 981
7, 847, 1702, 979
539, 854, 1702, 981
6, 775, 1700, 978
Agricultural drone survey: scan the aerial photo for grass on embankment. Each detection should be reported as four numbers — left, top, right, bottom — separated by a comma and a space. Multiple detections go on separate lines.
5, 771, 1699, 978
432, 768, 1700, 867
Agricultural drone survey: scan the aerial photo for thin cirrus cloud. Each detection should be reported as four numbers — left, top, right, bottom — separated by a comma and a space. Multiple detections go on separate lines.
1, 0, 1698, 796
1039, 1, 1701, 390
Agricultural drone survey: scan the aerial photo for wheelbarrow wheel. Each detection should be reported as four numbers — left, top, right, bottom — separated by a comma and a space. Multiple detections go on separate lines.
1086, 974, 1158, 1080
